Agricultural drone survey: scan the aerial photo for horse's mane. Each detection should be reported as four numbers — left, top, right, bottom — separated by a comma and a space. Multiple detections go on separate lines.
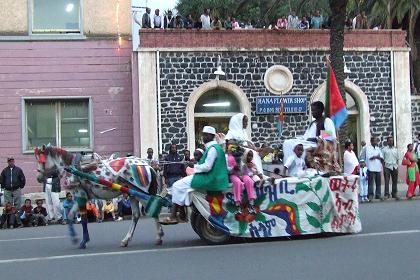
45, 146, 73, 166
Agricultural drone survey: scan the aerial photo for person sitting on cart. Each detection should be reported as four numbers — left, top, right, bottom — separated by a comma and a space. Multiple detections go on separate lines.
163, 126, 229, 224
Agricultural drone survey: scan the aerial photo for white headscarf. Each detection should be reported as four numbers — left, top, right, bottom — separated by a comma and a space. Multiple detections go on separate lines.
225, 113, 249, 141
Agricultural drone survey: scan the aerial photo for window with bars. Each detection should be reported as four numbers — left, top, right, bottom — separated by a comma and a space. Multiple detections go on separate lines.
24, 98, 91, 152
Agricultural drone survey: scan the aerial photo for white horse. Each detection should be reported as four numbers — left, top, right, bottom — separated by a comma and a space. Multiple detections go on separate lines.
34, 145, 164, 249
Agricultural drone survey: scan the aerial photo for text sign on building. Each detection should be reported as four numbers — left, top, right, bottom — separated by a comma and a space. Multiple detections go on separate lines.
256, 96, 307, 114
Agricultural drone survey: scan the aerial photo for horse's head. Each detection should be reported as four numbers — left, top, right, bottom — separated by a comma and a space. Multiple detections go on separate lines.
34, 145, 73, 183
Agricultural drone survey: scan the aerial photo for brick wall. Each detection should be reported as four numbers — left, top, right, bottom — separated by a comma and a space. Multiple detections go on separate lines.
140, 29, 406, 49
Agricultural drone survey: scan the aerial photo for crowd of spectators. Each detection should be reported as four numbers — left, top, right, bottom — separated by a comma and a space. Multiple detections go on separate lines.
136, 7, 378, 31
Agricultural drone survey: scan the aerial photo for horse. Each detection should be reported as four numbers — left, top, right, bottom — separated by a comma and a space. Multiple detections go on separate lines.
34, 145, 164, 249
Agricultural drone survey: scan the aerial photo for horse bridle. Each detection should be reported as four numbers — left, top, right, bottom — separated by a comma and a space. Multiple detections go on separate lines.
34, 147, 62, 179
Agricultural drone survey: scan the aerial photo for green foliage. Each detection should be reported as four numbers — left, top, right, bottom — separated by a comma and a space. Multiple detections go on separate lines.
306, 212, 321, 228
322, 189, 330, 203
295, 182, 311, 193
306, 202, 321, 212
322, 208, 333, 224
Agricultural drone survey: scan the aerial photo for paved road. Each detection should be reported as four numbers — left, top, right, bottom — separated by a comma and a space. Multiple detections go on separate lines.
1, 199, 420, 280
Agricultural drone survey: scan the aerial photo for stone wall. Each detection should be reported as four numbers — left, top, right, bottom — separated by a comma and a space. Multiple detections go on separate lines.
412, 98, 420, 137
158, 51, 393, 150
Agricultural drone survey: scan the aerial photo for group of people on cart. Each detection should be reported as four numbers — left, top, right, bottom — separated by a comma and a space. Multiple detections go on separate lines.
162, 101, 338, 224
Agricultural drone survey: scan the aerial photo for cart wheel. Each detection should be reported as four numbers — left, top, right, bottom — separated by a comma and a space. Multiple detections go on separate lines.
195, 214, 229, 244
190, 206, 201, 237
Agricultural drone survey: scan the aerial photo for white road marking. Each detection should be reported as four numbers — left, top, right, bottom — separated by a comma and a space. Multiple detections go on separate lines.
0, 229, 419, 264
0, 236, 67, 242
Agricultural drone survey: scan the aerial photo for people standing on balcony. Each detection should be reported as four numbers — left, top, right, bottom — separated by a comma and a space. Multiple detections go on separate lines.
299, 16, 310, 30
287, 11, 300, 29
276, 16, 287, 29
185, 14, 194, 29
232, 18, 240, 29
200, 8, 211, 29
0, 157, 25, 208
310, 10, 323, 29
142, 7, 151, 28
164, 10, 175, 29
153, 9, 162, 28
175, 15, 184, 29
355, 11, 368, 29
224, 16, 233, 30
382, 137, 399, 199
211, 16, 223, 30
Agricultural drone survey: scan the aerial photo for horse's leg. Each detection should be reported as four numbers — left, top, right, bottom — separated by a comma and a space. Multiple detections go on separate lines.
67, 202, 80, 244
121, 197, 140, 247
154, 216, 164, 246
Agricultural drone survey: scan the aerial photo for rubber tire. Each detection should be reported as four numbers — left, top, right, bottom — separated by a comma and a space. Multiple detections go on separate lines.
195, 213, 229, 245
189, 206, 201, 237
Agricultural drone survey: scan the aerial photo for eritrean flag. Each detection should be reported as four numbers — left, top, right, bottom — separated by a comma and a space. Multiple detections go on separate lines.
277, 96, 284, 136
325, 66, 348, 129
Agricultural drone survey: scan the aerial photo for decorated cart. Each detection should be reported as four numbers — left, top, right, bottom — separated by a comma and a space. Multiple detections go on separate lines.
188, 174, 361, 244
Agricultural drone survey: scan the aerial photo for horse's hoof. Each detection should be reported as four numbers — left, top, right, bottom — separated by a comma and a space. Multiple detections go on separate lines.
120, 242, 128, 247
155, 239, 163, 246
79, 243, 86, 249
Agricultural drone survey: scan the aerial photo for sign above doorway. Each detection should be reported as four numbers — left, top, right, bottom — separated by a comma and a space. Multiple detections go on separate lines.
256, 96, 307, 114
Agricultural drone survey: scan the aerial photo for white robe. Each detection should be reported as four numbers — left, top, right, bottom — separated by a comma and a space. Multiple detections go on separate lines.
225, 113, 264, 174
283, 117, 336, 162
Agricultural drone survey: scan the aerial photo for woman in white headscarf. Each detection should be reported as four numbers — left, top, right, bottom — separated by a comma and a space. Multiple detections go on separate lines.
225, 113, 263, 174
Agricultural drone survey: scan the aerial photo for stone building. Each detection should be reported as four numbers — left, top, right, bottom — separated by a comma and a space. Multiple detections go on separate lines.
135, 29, 413, 160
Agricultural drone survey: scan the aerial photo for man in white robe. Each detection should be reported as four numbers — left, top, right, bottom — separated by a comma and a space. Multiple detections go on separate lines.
283, 101, 336, 162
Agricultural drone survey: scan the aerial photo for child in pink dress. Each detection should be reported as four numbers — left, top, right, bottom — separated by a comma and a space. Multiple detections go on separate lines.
227, 147, 256, 214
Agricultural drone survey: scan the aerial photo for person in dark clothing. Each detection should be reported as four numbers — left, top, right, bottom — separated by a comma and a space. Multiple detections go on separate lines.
142, 7, 151, 28
0, 157, 26, 207
33, 199, 48, 226
163, 144, 186, 188
1, 202, 21, 229
164, 10, 175, 29
117, 193, 132, 221
19, 198, 33, 227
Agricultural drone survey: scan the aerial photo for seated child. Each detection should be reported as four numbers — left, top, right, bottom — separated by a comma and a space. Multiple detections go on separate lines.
19, 199, 33, 227
117, 193, 132, 221
243, 150, 264, 185
227, 143, 256, 214
102, 199, 116, 221
283, 144, 306, 177
33, 200, 48, 226
86, 200, 99, 223
1, 202, 21, 229
359, 159, 369, 202
62, 192, 75, 224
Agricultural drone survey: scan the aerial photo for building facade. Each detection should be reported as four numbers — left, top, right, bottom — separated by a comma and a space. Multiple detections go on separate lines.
0, 0, 133, 192
136, 29, 412, 164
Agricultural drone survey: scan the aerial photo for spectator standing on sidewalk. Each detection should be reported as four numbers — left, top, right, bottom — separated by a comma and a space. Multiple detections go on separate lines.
163, 144, 186, 188
0, 157, 26, 208
366, 136, 383, 200
382, 137, 399, 199
414, 133, 420, 191
402, 144, 420, 198
43, 170, 62, 223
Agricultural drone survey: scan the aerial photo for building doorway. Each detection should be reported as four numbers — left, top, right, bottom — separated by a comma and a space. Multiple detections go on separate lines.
186, 80, 251, 151
194, 88, 241, 147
